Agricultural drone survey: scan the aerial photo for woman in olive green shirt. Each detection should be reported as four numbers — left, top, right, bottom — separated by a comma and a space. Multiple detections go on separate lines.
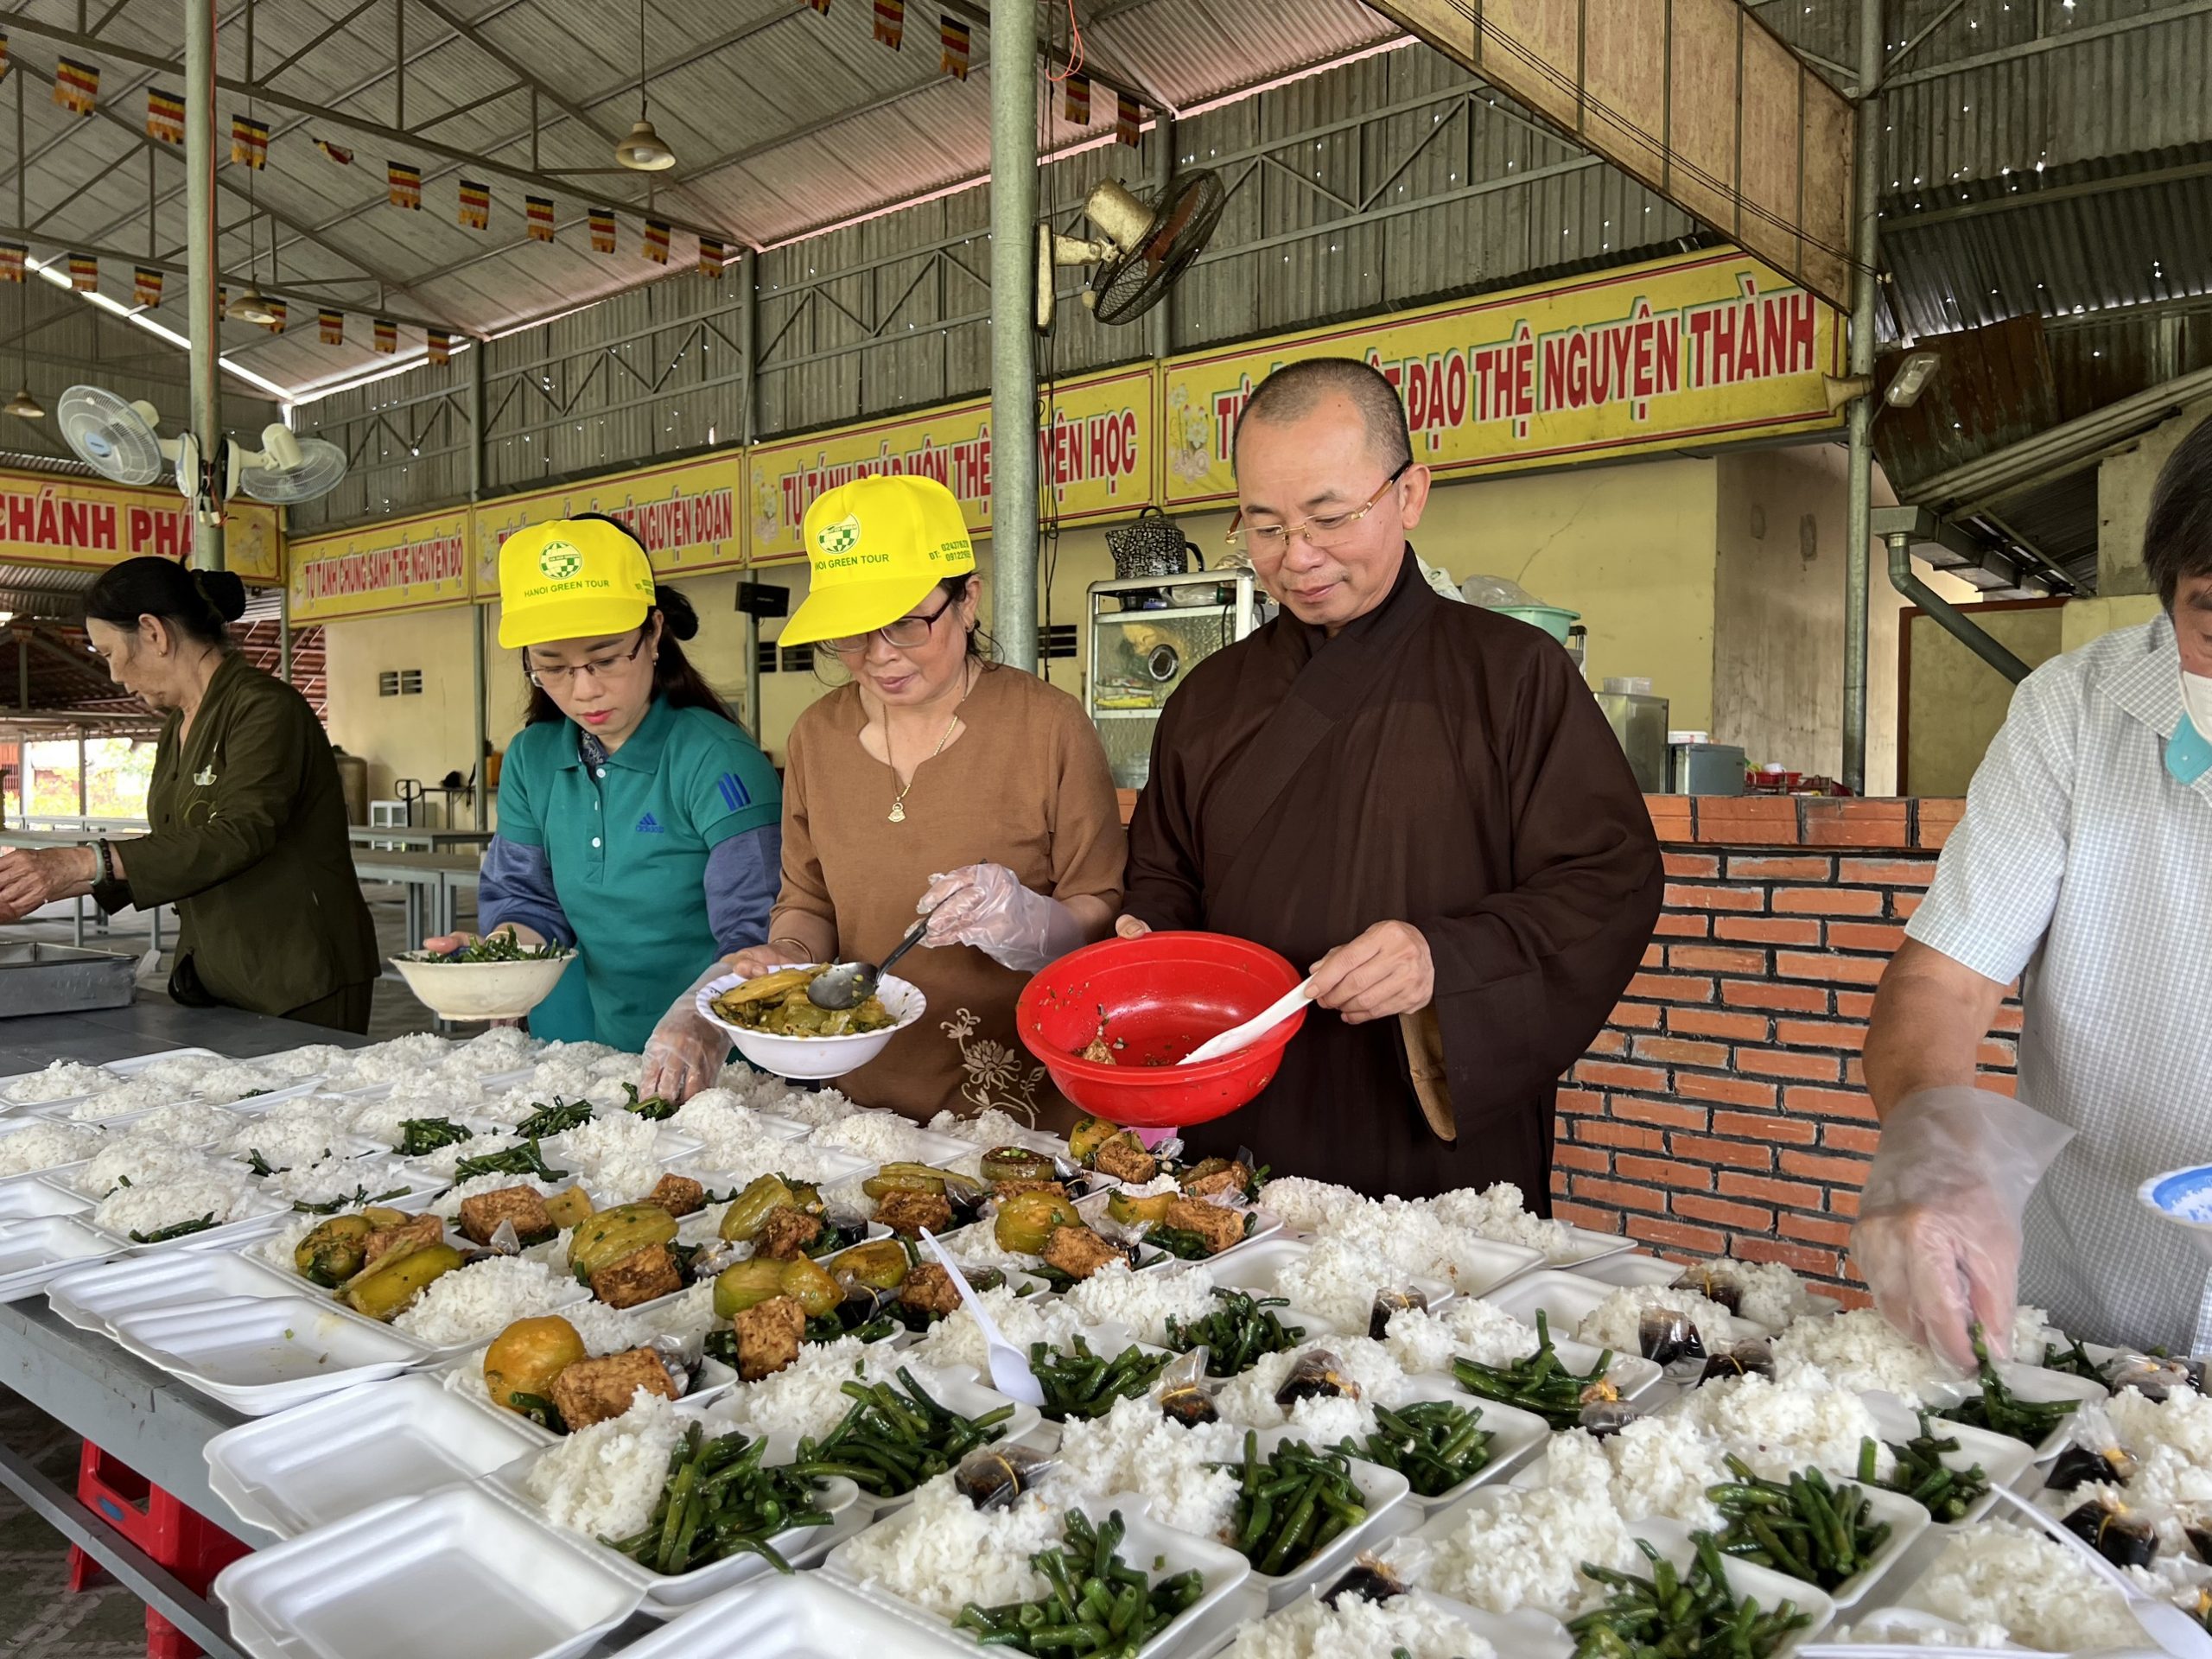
0, 559, 378, 1031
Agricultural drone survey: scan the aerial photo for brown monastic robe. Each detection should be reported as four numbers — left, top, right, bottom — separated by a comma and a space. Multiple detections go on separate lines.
1122, 550, 1662, 1202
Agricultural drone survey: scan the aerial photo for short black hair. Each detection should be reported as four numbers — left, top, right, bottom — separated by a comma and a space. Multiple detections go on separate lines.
1232, 356, 1414, 476
2144, 412, 2212, 610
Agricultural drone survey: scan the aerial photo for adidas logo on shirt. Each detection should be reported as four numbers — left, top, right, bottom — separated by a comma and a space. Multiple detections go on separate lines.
635, 812, 665, 834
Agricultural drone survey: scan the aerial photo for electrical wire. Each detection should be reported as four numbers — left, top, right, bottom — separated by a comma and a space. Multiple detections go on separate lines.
1043, 0, 1085, 85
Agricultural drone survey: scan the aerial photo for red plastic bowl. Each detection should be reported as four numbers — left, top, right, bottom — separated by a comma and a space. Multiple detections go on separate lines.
1016, 932, 1308, 1128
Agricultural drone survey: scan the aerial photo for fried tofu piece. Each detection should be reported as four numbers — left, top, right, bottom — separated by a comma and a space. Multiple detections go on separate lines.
1093, 1137, 1159, 1185
733, 1294, 806, 1382
1041, 1224, 1123, 1281
645, 1173, 706, 1219
874, 1188, 955, 1238
897, 1262, 963, 1319
989, 1178, 1069, 1205
1180, 1160, 1254, 1202
756, 1205, 824, 1261
589, 1243, 684, 1309
361, 1212, 444, 1271
549, 1348, 678, 1430
457, 1185, 556, 1248
1162, 1197, 1248, 1255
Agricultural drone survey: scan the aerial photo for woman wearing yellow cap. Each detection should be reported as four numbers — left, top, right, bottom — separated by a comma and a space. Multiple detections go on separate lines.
429, 514, 781, 1098
721, 475, 1124, 1128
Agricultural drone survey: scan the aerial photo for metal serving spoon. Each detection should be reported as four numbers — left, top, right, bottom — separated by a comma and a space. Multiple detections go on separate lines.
806, 900, 945, 1010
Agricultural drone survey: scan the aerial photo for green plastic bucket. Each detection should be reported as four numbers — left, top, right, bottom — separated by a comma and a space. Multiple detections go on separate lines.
1488, 603, 1580, 643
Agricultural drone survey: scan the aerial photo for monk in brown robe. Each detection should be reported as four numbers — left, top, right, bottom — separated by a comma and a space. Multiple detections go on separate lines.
1117, 357, 1662, 1201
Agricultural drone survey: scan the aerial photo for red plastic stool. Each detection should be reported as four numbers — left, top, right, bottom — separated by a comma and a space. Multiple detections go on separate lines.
66, 1442, 251, 1659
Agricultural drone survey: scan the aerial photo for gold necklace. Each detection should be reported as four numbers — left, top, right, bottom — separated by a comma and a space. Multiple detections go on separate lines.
886, 666, 972, 823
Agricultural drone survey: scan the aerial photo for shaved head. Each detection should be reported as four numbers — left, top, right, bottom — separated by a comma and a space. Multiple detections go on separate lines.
1234, 357, 1414, 476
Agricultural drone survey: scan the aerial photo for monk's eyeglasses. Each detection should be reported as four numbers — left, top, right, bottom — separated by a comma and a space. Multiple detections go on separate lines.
1225, 461, 1411, 556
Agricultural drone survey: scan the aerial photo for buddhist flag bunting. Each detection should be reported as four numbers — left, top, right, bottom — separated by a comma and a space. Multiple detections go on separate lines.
697, 236, 727, 276
315, 137, 354, 166
807, 0, 830, 11
1063, 73, 1090, 126
231, 114, 269, 168
428, 327, 453, 365
0, 245, 23, 284
588, 208, 617, 253
0, 34, 10, 82
372, 317, 397, 354
264, 296, 286, 333
145, 87, 184, 145
67, 254, 95, 292
133, 266, 162, 307
939, 16, 969, 79
1116, 92, 1141, 147
217, 283, 226, 314
525, 195, 556, 242
873, 0, 904, 49
318, 308, 342, 345
643, 219, 671, 264
54, 58, 98, 115
458, 180, 490, 230
388, 161, 422, 209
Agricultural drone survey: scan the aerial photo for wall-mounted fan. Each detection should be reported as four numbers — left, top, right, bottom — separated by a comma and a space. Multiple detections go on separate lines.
1036, 171, 1226, 332
56, 385, 347, 506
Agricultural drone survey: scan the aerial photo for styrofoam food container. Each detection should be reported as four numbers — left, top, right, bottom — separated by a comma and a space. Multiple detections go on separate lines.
0, 1047, 219, 1115
611, 1572, 983, 1658
1382, 1371, 1555, 1516
108, 1294, 429, 1414
47, 1247, 300, 1335
1224, 1424, 1410, 1611
205, 1372, 544, 1540
1139, 1205, 1285, 1270
215, 1483, 642, 1659
542, 1120, 704, 1173
391, 950, 577, 1022
1573, 1251, 1846, 1319
696, 966, 927, 1083
1201, 1234, 1467, 1316
1860, 1393, 2037, 1523
1484, 1264, 1772, 1344
0, 1175, 92, 1224
27, 1075, 329, 1128
0, 1214, 124, 1300
1628, 1518, 1838, 1649
1987, 1362, 2108, 1459
825, 1490, 1255, 1659
0, 1116, 110, 1177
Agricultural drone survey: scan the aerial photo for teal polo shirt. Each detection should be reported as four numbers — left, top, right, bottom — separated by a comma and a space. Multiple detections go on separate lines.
493, 697, 781, 1052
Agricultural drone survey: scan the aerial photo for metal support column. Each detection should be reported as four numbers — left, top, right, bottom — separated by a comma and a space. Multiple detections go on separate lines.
1886, 533, 2031, 683
468, 338, 489, 830
183, 0, 224, 571
738, 254, 760, 448
988, 0, 1040, 672
1840, 0, 1881, 795
73, 728, 85, 820
277, 578, 292, 684
1149, 114, 1177, 364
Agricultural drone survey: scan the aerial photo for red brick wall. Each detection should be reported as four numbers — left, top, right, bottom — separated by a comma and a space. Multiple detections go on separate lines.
1550, 796, 2018, 1306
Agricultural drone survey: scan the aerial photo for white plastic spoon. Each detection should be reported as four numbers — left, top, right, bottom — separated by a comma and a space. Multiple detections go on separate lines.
917, 1227, 1046, 1408
1177, 979, 1314, 1067
1989, 1486, 2212, 1659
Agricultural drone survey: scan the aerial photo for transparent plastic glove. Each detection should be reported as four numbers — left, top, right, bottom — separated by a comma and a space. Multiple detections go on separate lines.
1851, 1086, 2075, 1371
639, 965, 734, 1105
918, 864, 1084, 973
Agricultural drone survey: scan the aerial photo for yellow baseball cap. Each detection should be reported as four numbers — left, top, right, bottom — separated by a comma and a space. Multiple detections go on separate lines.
779, 475, 976, 647
497, 518, 658, 648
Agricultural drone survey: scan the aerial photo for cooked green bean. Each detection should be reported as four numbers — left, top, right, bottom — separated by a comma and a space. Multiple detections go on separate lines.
599, 1421, 833, 1575
1864, 1414, 1990, 1522
2041, 1335, 2103, 1383
1452, 1312, 1616, 1429
1936, 1324, 2080, 1445
621, 1083, 678, 1121
1210, 1431, 1368, 1576
289, 1183, 410, 1215
1339, 1400, 1495, 1498
396, 1117, 474, 1157
1029, 1336, 1172, 1423
1163, 1288, 1306, 1378
952, 1509, 1206, 1658
1569, 1533, 1811, 1659
785, 1365, 1014, 1497
1708, 1457, 1891, 1589
129, 1212, 218, 1243
1143, 1214, 1257, 1262
515, 1096, 594, 1138
452, 1136, 569, 1182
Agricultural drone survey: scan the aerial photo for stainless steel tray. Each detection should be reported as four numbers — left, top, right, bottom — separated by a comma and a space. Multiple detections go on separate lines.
0, 943, 137, 1018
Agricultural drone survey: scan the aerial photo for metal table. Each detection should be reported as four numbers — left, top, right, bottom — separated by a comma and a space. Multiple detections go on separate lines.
0, 1002, 376, 1659
348, 849, 482, 944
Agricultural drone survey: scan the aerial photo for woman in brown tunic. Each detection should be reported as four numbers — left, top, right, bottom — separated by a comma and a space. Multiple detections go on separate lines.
723, 476, 1124, 1128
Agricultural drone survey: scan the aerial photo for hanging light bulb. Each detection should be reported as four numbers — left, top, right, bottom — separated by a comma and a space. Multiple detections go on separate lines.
226, 286, 278, 326
4, 386, 44, 420
615, 0, 675, 170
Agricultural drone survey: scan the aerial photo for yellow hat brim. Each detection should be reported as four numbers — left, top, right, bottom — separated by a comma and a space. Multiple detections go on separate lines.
498, 592, 652, 650
778, 571, 951, 647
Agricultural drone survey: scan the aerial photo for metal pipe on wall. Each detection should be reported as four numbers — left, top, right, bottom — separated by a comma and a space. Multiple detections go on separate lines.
1149, 114, 1176, 364
1886, 533, 2031, 684
1840, 0, 1881, 795
277, 579, 291, 685
183, 0, 225, 572
988, 0, 1039, 672
738, 253, 759, 448
468, 337, 489, 831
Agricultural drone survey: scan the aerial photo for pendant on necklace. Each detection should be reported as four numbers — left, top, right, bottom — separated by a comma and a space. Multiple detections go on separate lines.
888, 800, 906, 823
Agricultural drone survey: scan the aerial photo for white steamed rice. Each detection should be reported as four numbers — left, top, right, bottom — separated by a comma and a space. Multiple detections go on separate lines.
725, 1335, 905, 1442
1042, 1395, 1243, 1540
925, 1107, 1038, 1148
1426, 1182, 1580, 1262
391, 1255, 585, 1346
124, 1099, 243, 1147
2, 1060, 119, 1104
255, 1043, 353, 1081
1270, 1236, 1415, 1332
1574, 1285, 1735, 1352
92, 1164, 257, 1237
1772, 1308, 1965, 1405
1904, 1522, 2137, 1650
1254, 1176, 1363, 1234
831, 1474, 1060, 1618
1222, 1591, 1497, 1659
1675, 1371, 1895, 1483
1382, 1298, 1540, 1374
1063, 1261, 1220, 1345
1214, 1336, 1407, 1441
909, 1284, 1092, 1374
0, 1120, 104, 1176
522, 1389, 686, 1542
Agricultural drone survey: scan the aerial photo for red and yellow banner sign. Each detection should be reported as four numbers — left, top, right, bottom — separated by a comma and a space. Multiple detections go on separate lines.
1159, 248, 1844, 505
474, 454, 743, 594
0, 472, 279, 585
288, 508, 471, 624
747, 366, 1153, 563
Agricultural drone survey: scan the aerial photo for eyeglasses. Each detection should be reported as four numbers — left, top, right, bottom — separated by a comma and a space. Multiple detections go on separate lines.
821, 593, 958, 656
1224, 461, 1412, 556
526, 629, 647, 689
